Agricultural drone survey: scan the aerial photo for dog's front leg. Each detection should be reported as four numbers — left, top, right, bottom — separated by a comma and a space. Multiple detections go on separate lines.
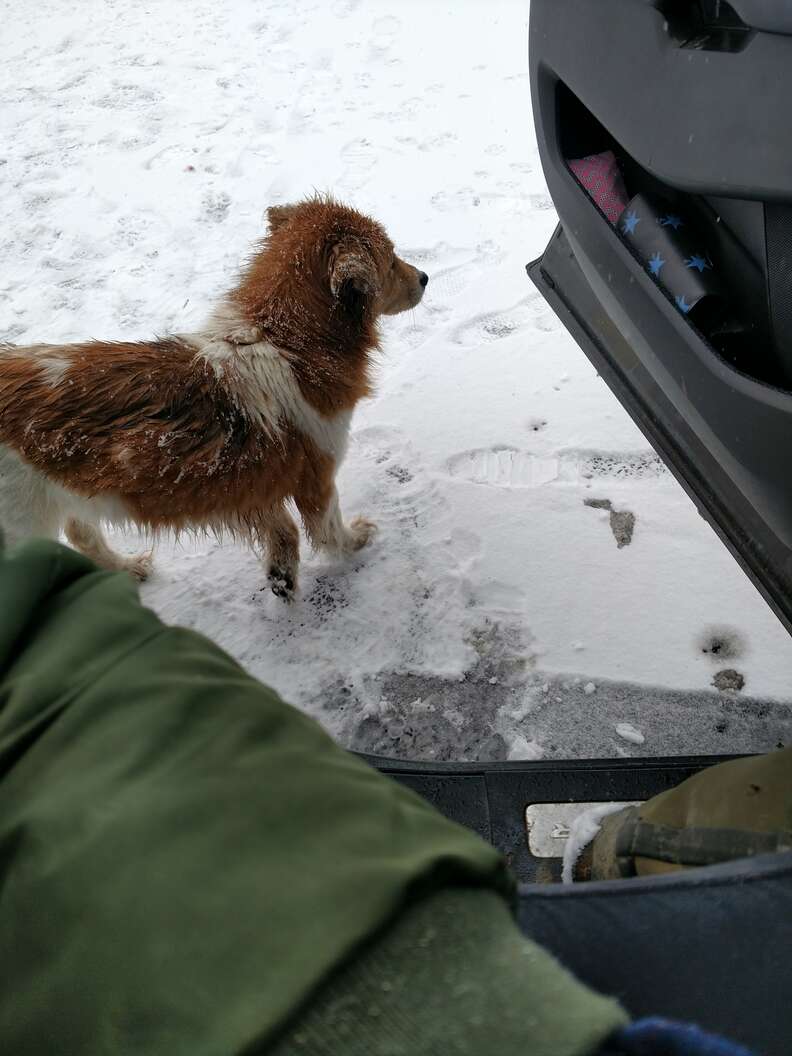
300, 485, 377, 556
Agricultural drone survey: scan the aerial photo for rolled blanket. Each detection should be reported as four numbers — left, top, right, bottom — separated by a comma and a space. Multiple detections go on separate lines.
568, 150, 630, 225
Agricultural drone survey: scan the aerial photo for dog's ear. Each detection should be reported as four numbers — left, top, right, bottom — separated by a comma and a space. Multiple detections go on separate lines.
266, 204, 299, 234
329, 244, 379, 318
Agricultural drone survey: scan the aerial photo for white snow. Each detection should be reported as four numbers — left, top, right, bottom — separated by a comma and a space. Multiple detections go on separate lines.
506, 735, 544, 762
2, 0, 791, 759
615, 723, 646, 746
561, 803, 631, 884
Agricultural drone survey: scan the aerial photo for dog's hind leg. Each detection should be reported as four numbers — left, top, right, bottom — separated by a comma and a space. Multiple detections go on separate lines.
299, 485, 377, 557
256, 506, 300, 600
64, 518, 154, 581
0, 444, 63, 549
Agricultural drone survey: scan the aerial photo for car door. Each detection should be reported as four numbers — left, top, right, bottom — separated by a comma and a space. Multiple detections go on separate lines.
528, 0, 792, 635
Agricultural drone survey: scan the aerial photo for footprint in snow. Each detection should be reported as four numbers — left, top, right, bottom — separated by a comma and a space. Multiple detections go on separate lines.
451, 297, 546, 345
445, 447, 666, 491
429, 256, 497, 300
430, 187, 477, 213
417, 132, 458, 152
202, 191, 231, 223
341, 137, 377, 170
93, 83, 161, 110
372, 14, 401, 37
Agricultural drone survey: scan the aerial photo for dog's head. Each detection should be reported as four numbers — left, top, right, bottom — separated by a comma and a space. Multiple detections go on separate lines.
265, 197, 428, 321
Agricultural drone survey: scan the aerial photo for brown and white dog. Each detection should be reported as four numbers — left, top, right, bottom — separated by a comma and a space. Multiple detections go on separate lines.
0, 195, 428, 598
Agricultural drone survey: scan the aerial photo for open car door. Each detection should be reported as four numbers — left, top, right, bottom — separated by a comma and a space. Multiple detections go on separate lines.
527, 0, 792, 637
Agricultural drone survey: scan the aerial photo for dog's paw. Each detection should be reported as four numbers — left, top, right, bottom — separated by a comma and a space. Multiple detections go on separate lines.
268, 564, 297, 602
347, 516, 378, 552
225, 323, 263, 345
125, 550, 155, 582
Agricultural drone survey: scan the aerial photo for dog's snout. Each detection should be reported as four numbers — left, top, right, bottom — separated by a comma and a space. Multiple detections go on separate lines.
419, 271, 429, 288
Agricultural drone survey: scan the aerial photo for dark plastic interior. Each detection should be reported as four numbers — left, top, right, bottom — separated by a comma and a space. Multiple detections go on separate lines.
661, 0, 755, 52
558, 81, 785, 387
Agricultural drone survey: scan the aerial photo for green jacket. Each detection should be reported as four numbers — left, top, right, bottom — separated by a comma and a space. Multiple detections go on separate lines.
0, 538, 625, 1054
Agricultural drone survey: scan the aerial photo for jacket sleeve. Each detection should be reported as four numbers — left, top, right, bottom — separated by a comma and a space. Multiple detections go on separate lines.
0, 539, 523, 1054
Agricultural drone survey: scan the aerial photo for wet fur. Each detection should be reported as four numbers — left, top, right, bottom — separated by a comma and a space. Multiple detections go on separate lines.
0, 195, 427, 597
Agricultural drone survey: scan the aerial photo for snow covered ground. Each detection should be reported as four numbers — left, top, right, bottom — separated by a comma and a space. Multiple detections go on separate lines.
3, 0, 791, 760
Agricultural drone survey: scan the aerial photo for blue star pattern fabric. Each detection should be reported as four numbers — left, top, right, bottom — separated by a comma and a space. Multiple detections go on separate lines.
622, 210, 641, 235
685, 254, 712, 273
617, 192, 725, 328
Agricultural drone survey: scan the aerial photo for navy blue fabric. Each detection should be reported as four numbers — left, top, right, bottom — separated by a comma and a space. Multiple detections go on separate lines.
609, 1018, 756, 1056
518, 853, 792, 1056
618, 192, 726, 327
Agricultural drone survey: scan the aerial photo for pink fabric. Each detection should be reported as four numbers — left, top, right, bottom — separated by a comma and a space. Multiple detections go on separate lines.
567, 150, 629, 225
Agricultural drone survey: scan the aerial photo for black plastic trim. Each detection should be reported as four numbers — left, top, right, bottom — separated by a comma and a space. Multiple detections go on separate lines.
360, 751, 738, 882
527, 224, 792, 636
